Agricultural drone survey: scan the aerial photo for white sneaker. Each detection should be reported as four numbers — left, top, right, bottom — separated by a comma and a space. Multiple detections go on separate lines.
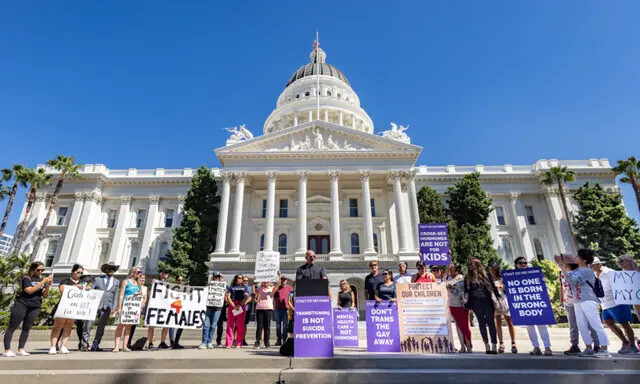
48, 347, 57, 355
197, 343, 207, 350
2, 350, 16, 357
206, 343, 214, 349
16, 350, 30, 356
59, 346, 70, 354
594, 350, 612, 358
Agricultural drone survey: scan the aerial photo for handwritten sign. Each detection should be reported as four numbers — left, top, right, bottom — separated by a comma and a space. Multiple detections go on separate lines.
54, 287, 104, 321
611, 270, 640, 305
418, 223, 450, 265
207, 282, 227, 307
145, 281, 207, 329
502, 267, 556, 326
254, 250, 280, 282
120, 295, 143, 325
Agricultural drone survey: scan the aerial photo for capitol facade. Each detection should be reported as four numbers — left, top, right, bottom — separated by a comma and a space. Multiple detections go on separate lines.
16, 44, 617, 300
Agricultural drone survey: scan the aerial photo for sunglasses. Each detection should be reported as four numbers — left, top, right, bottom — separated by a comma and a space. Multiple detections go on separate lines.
382, 273, 389, 276
517, 262, 528, 266
370, 264, 378, 267
36, 268, 45, 272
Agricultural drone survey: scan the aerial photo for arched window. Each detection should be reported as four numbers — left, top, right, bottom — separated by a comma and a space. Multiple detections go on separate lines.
99, 241, 110, 266
502, 238, 513, 261
259, 234, 265, 251
327, 91, 332, 96
533, 239, 545, 261
158, 241, 169, 262
129, 242, 140, 267
373, 233, 379, 253
305, 91, 310, 97
278, 234, 287, 255
45, 240, 58, 267
351, 233, 360, 254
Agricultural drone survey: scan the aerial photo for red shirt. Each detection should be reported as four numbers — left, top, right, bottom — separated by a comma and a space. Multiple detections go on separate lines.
273, 285, 293, 310
414, 273, 436, 283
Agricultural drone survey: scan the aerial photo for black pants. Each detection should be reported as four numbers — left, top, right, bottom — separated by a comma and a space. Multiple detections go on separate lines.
127, 325, 137, 349
91, 307, 112, 348
216, 303, 227, 345
469, 297, 497, 344
4, 301, 40, 350
255, 309, 273, 344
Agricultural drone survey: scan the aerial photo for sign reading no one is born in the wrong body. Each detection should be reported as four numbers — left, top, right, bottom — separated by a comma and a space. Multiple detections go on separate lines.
418, 223, 450, 265
502, 267, 556, 326
55, 287, 104, 321
145, 281, 207, 329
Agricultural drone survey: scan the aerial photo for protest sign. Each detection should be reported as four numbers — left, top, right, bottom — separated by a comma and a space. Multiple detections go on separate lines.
365, 300, 401, 352
418, 223, 450, 265
120, 295, 143, 325
333, 308, 359, 347
396, 283, 454, 353
611, 270, 640, 305
254, 250, 280, 282
145, 281, 207, 329
54, 287, 104, 321
207, 281, 227, 307
294, 296, 334, 357
502, 267, 556, 326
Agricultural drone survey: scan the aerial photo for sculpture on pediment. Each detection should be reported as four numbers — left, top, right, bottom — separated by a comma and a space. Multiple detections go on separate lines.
326, 135, 340, 150
312, 128, 324, 150
224, 124, 254, 146
264, 129, 372, 152
381, 122, 411, 143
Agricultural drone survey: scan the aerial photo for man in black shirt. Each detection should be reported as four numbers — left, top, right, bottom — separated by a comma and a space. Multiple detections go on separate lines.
295, 250, 327, 280
364, 260, 384, 300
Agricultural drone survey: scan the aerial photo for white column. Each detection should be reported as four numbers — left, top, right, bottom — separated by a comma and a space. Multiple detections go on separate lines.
213, 173, 232, 254
109, 196, 131, 265
139, 195, 160, 270
406, 170, 420, 252
351, 114, 356, 129
296, 171, 309, 255
174, 196, 185, 227
264, 171, 278, 252
328, 171, 342, 255
338, 111, 344, 126
58, 192, 85, 263
69, 192, 102, 264
542, 189, 567, 254
360, 171, 376, 256
324, 109, 328, 122
391, 170, 410, 254
228, 173, 247, 254
293, 113, 298, 127
379, 223, 388, 254
508, 192, 535, 260
308, 110, 313, 122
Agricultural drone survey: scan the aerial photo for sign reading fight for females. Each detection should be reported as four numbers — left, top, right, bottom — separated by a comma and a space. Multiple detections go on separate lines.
206, 282, 227, 307
418, 223, 450, 265
365, 300, 401, 352
254, 250, 280, 282
120, 295, 143, 325
502, 267, 556, 326
611, 270, 640, 304
333, 309, 359, 347
54, 287, 104, 321
294, 296, 334, 357
145, 281, 207, 329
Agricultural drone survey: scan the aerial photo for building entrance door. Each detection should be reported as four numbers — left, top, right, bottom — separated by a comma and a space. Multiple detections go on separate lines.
308, 235, 330, 255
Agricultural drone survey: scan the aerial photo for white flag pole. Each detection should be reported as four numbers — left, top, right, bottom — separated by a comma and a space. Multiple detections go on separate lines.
316, 31, 320, 121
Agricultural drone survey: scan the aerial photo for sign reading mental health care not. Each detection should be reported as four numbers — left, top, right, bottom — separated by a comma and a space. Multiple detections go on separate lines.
611, 270, 640, 305
254, 250, 280, 282
207, 282, 227, 307
145, 281, 207, 329
294, 296, 334, 357
54, 287, 104, 321
120, 295, 143, 325
333, 308, 358, 347
396, 283, 454, 353
418, 223, 450, 265
365, 300, 401, 352
502, 267, 556, 326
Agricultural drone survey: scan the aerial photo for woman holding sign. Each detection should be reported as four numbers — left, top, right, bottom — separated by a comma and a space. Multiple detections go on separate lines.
225, 274, 251, 348
49, 264, 85, 355
446, 263, 472, 353
254, 273, 282, 349
113, 266, 142, 352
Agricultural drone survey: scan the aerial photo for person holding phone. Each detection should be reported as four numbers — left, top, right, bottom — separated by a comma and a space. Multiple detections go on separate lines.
3, 262, 52, 357
49, 264, 85, 355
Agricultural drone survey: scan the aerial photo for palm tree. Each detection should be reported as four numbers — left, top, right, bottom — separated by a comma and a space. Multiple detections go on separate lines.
612, 156, 640, 214
29, 155, 82, 262
540, 166, 578, 248
0, 165, 28, 239
13, 168, 52, 256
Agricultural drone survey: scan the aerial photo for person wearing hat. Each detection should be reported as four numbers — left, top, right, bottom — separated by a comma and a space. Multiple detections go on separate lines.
199, 272, 225, 349
89, 262, 121, 352
430, 265, 445, 283
592, 257, 638, 354
617, 254, 640, 351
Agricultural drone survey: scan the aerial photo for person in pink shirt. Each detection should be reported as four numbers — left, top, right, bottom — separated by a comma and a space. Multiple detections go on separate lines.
254, 273, 283, 349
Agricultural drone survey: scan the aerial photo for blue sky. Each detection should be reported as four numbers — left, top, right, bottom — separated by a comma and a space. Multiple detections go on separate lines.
1, 1, 639, 232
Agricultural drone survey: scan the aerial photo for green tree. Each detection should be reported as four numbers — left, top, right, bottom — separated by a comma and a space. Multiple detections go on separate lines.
30, 156, 83, 262
13, 168, 52, 256
612, 156, 640, 214
157, 166, 219, 286
573, 182, 640, 268
0, 253, 29, 310
540, 166, 577, 247
0, 165, 28, 239
416, 185, 457, 261
446, 173, 498, 265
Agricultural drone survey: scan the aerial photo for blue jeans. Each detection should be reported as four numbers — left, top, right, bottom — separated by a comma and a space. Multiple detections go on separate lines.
274, 309, 289, 342
202, 307, 222, 344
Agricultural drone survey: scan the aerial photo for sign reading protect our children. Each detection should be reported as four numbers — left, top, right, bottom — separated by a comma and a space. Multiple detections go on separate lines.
365, 300, 401, 352
502, 267, 556, 326
418, 223, 450, 265
611, 270, 640, 304
145, 281, 207, 329
54, 287, 104, 321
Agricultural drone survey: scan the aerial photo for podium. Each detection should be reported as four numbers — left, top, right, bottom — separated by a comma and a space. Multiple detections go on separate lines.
293, 279, 334, 357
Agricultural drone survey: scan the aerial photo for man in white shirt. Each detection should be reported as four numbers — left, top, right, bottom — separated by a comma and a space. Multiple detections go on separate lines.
393, 261, 412, 284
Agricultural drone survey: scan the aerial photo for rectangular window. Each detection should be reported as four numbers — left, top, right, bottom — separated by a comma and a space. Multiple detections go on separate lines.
349, 198, 358, 217
165, 209, 175, 228
107, 209, 118, 228
136, 209, 146, 228
261, 199, 267, 218
495, 206, 506, 226
56, 207, 68, 226
370, 199, 376, 217
525, 206, 536, 225
279, 199, 288, 218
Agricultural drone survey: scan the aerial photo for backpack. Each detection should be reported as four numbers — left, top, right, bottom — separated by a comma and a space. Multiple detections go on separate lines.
586, 278, 605, 298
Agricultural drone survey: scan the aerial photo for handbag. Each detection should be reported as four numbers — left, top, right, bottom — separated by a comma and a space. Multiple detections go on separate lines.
491, 290, 508, 314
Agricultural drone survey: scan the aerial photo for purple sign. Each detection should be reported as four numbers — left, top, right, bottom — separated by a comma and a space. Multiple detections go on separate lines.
365, 300, 400, 352
502, 267, 556, 326
418, 223, 451, 265
333, 308, 359, 347
294, 296, 334, 357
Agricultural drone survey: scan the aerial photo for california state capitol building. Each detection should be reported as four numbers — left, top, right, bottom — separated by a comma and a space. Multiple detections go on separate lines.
15, 43, 618, 303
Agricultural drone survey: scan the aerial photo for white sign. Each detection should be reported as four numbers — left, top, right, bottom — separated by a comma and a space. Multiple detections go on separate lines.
611, 270, 640, 305
254, 250, 280, 282
54, 287, 104, 321
207, 282, 227, 307
120, 295, 143, 325
145, 281, 207, 329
